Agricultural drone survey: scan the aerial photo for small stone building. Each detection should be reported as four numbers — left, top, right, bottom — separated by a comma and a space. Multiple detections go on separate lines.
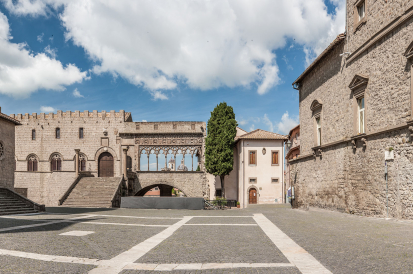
285, 125, 300, 199
210, 127, 287, 208
290, 0, 413, 219
0, 107, 21, 190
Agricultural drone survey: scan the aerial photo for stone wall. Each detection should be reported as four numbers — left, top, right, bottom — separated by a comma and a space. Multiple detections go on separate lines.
292, 1, 413, 219
134, 171, 209, 199
0, 118, 16, 190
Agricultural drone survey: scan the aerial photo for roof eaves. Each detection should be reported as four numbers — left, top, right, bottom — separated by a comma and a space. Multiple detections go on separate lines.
292, 33, 346, 86
0, 113, 21, 125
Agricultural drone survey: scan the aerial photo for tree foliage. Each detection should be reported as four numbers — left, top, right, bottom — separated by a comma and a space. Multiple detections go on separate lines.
205, 102, 237, 198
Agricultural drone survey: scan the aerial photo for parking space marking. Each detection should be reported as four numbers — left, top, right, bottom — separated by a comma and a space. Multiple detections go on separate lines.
253, 213, 332, 274
88, 216, 193, 274
0, 215, 96, 233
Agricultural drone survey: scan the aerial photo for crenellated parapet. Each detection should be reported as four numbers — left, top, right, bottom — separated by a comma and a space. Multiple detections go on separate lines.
10, 110, 132, 122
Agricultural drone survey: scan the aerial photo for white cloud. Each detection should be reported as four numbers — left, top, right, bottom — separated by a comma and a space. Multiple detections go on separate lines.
263, 114, 274, 132
72, 88, 83, 98
37, 33, 44, 42
0, 11, 88, 98
44, 45, 57, 58
2, 0, 345, 96
238, 120, 248, 126
276, 111, 299, 135
40, 106, 55, 112
150, 91, 168, 101
142, 120, 147, 122
249, 124, 255, 132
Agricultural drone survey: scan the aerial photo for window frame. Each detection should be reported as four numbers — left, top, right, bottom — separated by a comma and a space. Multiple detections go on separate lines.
353, 0, 367, 32
32, 129, 36, 140
50, 154, 62, 171
79, 127, 84, 139
271, 177, 280, 184
249, 177, 257, 184
271, 150, 279, 166
358, 97, 365, 134
248, 150, 257, 166
55, 127, 60, 139
316, 117, 322, 146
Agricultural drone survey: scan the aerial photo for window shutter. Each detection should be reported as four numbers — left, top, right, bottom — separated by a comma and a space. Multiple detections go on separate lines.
57, 159, 62, 171
33, 160, 37, 171
28, 161, 31, 172
52, 159, 56, 171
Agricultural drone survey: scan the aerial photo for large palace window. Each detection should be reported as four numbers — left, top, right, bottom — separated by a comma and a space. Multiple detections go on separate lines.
27, 155, 38, 172
358, 97, 365, 134
79, 154, 87, 171
51, 154, 62, 171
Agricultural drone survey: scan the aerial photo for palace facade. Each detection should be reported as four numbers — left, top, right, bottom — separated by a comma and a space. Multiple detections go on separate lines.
290, 0, 413, 218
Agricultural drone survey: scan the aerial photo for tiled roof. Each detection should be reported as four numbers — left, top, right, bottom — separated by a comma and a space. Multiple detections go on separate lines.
292, 33, 346, 86
288, 124, 300, 137
0, 112, 21, 125
235, 129, 288, 141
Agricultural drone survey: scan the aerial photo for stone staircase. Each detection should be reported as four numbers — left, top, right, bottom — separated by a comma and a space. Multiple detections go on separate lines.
61, 177, 123, 208
0, 188, 45, 215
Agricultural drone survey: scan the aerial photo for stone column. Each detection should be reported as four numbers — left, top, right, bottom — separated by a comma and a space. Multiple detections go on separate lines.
156, 154, 159, 171
191, 153, 194, 171
137, 146, 140, 171
174, 154, 177, 171
147, 152, 150, 171
122, 146, 128, 179
164, 153, 167, 170
75, 149, 80, 176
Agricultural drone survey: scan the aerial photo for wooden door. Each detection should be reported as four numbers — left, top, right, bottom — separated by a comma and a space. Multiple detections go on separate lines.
99, 152, 114, 177
249, 188, 257, 204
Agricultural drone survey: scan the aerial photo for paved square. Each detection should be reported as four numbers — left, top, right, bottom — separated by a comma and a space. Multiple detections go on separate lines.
1, 205, 412, 273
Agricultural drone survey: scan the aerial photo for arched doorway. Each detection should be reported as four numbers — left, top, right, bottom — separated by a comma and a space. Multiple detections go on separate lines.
249, 188, 257, 204
98, 152, 114, 177
135, 184, 187, 197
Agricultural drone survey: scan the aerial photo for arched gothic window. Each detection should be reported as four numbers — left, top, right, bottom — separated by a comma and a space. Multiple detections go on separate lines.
127, 156, 132, 170
27, 154, 38, 171
51, 153, 62, 171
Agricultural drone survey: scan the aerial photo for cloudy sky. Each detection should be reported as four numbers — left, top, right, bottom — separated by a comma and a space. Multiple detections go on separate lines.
0, 0, 345, 135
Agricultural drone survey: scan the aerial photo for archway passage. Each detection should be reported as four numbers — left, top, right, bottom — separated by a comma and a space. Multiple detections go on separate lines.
99, 152, 114, 177
249, 188, 257, 204
135, 184, 186, 197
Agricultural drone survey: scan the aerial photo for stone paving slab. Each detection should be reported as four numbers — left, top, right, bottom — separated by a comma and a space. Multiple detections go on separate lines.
136, 226, 289, 264
0, 221, 165, 260
0, 255, 95, 273
186, 217, 256, 224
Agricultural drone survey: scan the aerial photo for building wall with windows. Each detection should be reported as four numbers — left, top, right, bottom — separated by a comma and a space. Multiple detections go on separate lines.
290, 0, 413, 219
0, 108, 20, 190
12, 110, 130, 205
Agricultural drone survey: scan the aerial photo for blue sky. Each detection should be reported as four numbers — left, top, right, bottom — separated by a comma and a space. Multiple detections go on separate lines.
0, 0, 345, 135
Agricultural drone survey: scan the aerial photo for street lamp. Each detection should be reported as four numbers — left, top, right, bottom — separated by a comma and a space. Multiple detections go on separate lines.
286, 139, 292, 148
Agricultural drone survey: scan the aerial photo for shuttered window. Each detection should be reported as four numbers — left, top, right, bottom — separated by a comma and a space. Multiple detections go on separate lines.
272, 151, 279, 165
51, 158, 62, 171
249, 151, 256, 165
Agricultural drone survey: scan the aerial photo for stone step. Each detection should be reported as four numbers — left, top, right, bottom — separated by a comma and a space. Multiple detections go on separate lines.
0, 205, 33, 209
0, 210, 38, 215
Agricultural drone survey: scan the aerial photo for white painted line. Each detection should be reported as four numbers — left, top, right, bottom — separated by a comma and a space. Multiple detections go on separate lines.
187, 216, 252, 218
60, 230, 95, 236
66, 220, 170, 228
123, 263, 295, 270
0, 248, 100, 265
80, 214, 183, 220
0, 215, 96, 233
253, 213, 332, 274
184, 224, 257, 226
88, 216, 193, 274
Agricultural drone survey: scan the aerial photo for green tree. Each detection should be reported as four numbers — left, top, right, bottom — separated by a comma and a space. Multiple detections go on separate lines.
205, 102, 237, 198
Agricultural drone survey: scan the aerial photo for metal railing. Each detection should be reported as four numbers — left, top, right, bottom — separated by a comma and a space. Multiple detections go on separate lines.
204, 199, 237, 209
